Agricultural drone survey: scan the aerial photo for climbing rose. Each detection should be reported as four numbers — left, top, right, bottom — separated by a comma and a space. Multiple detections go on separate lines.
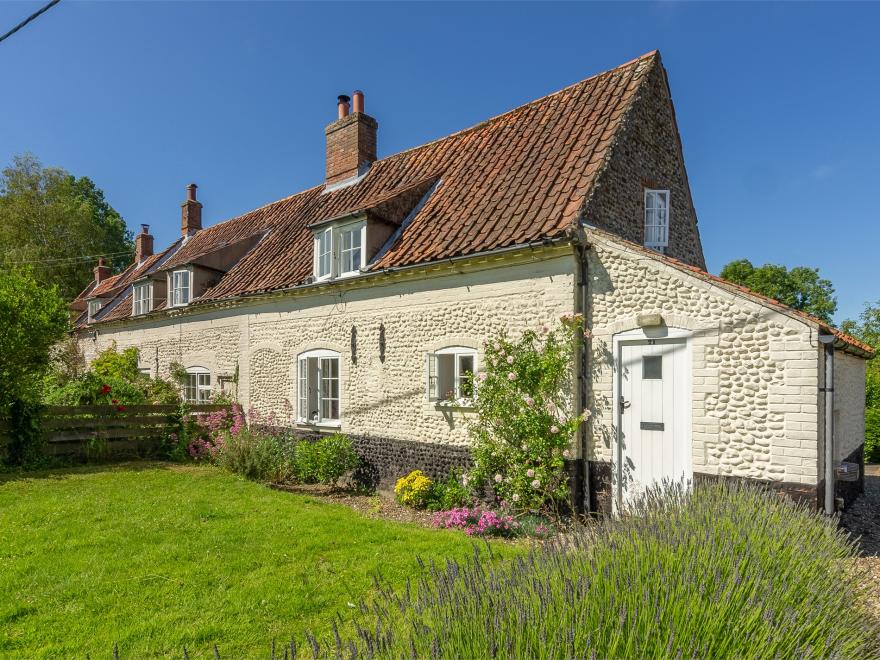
582, 409, 592, 420
478, 372, 488, 382
506, 355, 514, 364
494, 473, 503, 483
526, 468, 535, 478
550, 425, 559, 434
562, 449, 571, 458
507, 372, 517, 381
531, 479, 541, 489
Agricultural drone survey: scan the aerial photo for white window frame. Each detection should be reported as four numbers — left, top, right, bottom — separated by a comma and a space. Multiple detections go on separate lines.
87, 299, 102, 323
644, 189, 670, 250
184, 366, 211, 404
426, 346, 478, 405
297, 349, 341, 426
171, 269, 191, 307
312, 220, 366, 280
314, 228, 333, 281
132, 281, 153, 316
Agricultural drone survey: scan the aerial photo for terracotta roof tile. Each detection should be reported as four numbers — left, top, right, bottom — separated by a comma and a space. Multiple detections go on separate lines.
85, 51, 660, 318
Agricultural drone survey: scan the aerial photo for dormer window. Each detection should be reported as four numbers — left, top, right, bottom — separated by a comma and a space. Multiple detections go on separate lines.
312, 220, 366, 280
644, 189, 670, 250
87, 299, 102, 323
171, 269, 191, 307
132, 281, 153, 316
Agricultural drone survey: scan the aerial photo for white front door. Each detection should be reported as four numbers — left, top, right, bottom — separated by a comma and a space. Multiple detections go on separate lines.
616, 337, 691, 510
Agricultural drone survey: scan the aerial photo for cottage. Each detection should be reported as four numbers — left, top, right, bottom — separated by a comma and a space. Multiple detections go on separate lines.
72, 51, 873, 513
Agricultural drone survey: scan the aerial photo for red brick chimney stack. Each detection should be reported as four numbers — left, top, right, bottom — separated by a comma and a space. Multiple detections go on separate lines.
135, 224, 154, 263
325, 90, 378, 185
181, 183, 202, 237
93, 257, 111, 284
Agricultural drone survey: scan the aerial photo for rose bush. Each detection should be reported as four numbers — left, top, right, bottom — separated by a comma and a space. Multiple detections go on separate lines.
469, 314, 588, 511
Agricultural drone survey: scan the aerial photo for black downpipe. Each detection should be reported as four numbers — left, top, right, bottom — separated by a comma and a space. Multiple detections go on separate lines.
576, 242, 592, 514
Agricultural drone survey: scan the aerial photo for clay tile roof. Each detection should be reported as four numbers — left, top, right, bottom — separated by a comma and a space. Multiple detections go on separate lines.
86, 51, 661, 317
588, 228, 876, 359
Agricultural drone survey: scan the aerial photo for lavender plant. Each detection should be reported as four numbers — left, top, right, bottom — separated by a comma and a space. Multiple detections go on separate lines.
301, 481, 877, 658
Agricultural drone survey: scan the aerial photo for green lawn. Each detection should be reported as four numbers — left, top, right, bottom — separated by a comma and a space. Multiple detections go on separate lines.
0, 463, 512, 658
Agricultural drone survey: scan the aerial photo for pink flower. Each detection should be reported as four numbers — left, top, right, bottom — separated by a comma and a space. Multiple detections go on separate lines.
582, 409, 592, 420
507, 372, 517, 381
523, 396, 534, 407
494, 473, 503, 483
550, 425, 559, 434
531, 479, 541, 489
506, 355, 514, 365
512, 493, 519, 502
526, 468, 535, 478
478, 372, 488, 382
562, 449, 571, 459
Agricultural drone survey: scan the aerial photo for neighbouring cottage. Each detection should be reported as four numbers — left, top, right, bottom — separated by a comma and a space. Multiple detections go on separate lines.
71, 51, 873, 514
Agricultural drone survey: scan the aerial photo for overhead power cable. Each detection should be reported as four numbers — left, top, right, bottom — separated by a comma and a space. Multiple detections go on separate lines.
0, 0, 61, 46
1, 249, 132, 265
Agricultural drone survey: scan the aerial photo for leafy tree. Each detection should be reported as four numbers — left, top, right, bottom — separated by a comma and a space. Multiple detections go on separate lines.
0, 269, 69, 412
841, 300, 880, 461
719, 259, 837, 323
0, 153, 133, 300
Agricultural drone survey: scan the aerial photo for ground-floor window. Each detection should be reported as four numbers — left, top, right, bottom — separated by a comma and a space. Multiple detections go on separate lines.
297, 349, 340, 424
184, 367, 211, 404
427, 346, 477, 403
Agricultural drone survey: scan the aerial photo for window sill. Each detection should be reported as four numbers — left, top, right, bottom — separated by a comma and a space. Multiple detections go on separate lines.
295, 419, 341, 430
433, 400, 476, 412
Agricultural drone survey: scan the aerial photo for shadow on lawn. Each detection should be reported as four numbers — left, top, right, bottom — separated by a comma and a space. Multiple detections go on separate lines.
0, 459, 180, 485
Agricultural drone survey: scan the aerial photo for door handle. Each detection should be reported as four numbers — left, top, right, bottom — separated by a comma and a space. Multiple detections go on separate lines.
619, 397, 630, 415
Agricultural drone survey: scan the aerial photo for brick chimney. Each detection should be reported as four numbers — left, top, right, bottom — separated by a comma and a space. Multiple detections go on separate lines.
135, 224, 154, 263
93, 257, 111, 284
181, 183, 202, 237
325, 90, 378, 185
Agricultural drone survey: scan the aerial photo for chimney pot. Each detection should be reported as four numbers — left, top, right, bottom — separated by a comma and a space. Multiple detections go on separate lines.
181, 183, 203, 237
337, 94, 351, 119
352, 90, 364, 114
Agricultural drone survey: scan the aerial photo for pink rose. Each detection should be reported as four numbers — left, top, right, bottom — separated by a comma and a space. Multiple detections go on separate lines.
550, 425, 559, 434
526, 469, 535, 478
562, 449, 571, 459
531, 479, 541, 489
494, 474, 503, 483
507, 372, 517, 381
506, 355, 514, 365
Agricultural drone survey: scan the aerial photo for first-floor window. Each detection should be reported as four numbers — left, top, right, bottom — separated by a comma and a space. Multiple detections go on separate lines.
644, 189, 670, 250
172, 269, 191, 306
184, 367, 211, 404
297, 349, 341, 424
132, 281, 153, 315
87, 299, 102, 322
427, 346, 477, 403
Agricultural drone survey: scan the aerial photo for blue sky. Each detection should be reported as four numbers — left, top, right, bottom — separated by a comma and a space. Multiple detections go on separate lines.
1, 1, 877, 323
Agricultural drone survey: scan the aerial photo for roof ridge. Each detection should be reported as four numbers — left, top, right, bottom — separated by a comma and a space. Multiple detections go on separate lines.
378, 50, 661, 165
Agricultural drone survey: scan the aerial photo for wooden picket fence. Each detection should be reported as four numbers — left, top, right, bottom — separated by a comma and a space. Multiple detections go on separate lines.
32, 404, 229, 459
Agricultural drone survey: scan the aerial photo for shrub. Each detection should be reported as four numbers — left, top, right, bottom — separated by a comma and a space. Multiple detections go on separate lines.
309, 482, 879, 657
425, 471, 470, 512
292, 433, 359, 486
214, 428, 291, 482
866, 407, 880, 463
394, 470, 434, 508
469, 315, 586, 511
432, 507, 519, 538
